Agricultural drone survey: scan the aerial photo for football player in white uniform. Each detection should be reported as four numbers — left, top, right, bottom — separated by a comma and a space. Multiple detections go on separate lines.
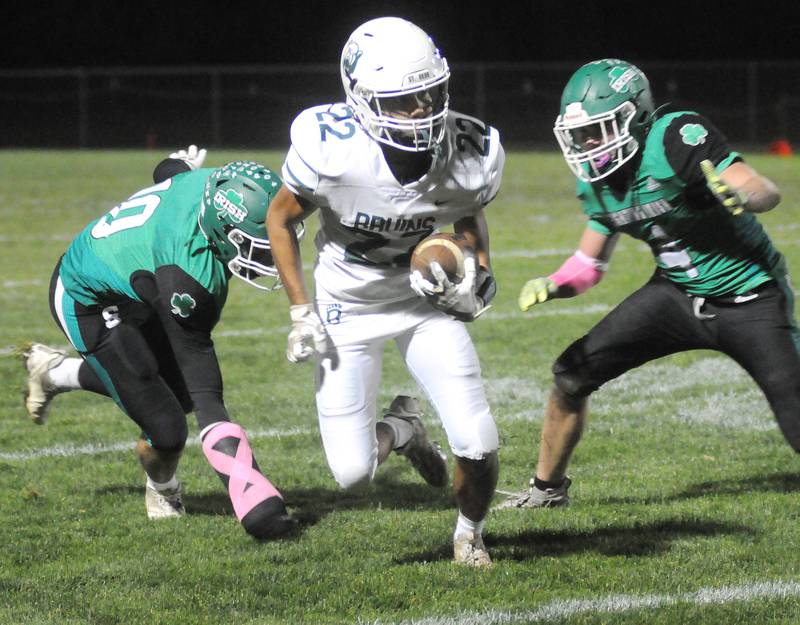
267, 17, 504, 566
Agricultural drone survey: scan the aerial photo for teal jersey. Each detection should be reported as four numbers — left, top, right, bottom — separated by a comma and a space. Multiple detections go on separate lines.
577, 112, 781, 297
60, 168, 228, 313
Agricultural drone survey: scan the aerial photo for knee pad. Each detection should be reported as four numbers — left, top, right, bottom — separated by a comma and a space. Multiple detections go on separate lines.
330, 462, 376, 490
201, 421, 294, 540
144, 420, 188, 455
446, 408, 498, 460
552, 337, 596, 398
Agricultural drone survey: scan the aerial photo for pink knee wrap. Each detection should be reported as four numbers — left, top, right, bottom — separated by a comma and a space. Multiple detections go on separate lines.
201, 422, 282, 521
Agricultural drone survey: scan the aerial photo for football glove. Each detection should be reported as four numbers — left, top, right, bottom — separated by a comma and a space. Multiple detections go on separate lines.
700, 159, 747, 216
411, 256, 491, 322
169, 144, 207, 170
286, 303, 331, 363
518, 277, 557, 312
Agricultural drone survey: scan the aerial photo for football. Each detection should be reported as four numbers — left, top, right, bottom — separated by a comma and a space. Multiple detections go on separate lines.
410, 232, 474, 283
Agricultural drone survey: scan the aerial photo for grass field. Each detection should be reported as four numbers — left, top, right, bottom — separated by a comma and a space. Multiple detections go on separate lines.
2, 149, 800, 625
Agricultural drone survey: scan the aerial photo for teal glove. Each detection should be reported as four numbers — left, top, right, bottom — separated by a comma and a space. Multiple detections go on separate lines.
700, 159, 747, 216
518, 277, 557, 312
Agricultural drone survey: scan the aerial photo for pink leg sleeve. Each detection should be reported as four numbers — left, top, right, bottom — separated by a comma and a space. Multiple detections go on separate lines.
201, 422, 282, 521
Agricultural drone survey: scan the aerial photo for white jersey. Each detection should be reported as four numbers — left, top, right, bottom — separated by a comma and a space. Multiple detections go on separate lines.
282, 102, 505, 304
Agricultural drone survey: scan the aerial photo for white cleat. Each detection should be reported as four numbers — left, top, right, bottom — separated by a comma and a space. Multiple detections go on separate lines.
453, 531, 492, 567
385, 395, 448, 488
20, 343, 68, 424
145, 483, 186, 519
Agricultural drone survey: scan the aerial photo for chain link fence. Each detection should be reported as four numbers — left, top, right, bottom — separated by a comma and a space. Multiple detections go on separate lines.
2, 61, 798, 150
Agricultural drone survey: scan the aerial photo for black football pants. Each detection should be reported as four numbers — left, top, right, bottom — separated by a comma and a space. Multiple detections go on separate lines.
48, 262, 191, 452
552, 270, 800, 451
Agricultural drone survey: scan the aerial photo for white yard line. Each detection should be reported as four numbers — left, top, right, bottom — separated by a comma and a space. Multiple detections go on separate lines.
0, 426, 313, 461
367, 580, 800, 625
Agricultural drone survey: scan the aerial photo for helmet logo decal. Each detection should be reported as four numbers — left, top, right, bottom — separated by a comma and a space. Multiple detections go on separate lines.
170, 293, 196, 318
608, 65, 640, 93
679, 123, 708, 146
213, 188, 248, 223
342, 42, 362, 78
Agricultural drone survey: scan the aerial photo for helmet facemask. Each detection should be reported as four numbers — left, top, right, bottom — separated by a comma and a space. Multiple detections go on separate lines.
554, 100, 639, 182
352, 77, 449, 152
224, 226, 280, 291
222, 222, 305, 291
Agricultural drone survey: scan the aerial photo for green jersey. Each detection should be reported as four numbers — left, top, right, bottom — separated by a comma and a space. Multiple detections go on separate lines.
60, 168, 228, 329
577, 111, 781, 297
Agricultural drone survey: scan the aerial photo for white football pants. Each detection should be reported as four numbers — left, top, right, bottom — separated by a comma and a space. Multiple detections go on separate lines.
314, 293, 498, 490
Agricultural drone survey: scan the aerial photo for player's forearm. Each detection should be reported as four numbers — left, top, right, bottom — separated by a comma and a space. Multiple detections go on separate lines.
740, 175, 781, 213
454, 213, 491, 269
266, 192, 312, 305
270, 230, 309, 305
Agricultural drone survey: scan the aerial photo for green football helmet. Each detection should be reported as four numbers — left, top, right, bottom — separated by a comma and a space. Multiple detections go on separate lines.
199, 161, 285, 291
554, 59, 655, 182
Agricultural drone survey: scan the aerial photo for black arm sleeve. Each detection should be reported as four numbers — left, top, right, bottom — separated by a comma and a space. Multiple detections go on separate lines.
131, 267, 229, 429
662, 113, 744, 209
152, 158, 192, 184
663, 113, 743, 185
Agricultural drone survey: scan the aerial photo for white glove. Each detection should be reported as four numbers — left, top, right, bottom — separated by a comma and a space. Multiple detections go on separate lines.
286, 303, 331, 363
411, 257, 490, 321
169, 144, 207, 170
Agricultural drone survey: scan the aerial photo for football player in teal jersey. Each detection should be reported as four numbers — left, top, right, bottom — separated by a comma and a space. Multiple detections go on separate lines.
509, 59, 794, 508
20, 147, 296, 539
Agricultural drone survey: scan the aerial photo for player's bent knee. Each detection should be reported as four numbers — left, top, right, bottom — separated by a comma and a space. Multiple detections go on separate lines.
331, 462, 375, 490
146, 427, 188, 456
448, 411, 498, 460
552, 338, 597, 398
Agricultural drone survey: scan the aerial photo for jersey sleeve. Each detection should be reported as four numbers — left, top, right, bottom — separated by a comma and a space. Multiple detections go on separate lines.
481, 127, 505, 206
131, 267, 229, 425
661, 113, 741, 186
281, 108, 323, 200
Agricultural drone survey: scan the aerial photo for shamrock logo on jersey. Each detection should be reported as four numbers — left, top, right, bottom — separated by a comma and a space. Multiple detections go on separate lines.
680, 123, 708, 146
170, 293, 196, 318
608, 65, 640, 93
213, 188, 247, 224
342, 41, 363, 78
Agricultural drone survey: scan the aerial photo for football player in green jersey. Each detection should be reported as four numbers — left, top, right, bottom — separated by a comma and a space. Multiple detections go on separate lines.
20, 147, 296, 539
509, 59, 794, 508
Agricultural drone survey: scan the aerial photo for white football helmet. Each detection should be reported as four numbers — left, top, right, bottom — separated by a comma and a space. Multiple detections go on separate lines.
340, 17, 450, 152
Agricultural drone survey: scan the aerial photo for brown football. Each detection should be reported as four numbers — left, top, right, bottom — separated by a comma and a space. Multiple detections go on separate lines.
410, 232, 474, 283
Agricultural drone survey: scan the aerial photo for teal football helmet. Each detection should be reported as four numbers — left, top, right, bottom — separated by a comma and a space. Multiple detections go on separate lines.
199, 161, 286, 291
554, 59, 655, 181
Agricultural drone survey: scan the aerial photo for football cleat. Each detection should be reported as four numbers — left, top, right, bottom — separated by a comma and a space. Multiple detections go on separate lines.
385, 396, 448, 488
496, 477, 572, 509
145, 482, 186, 519
19, 342, 68, 424
453, 531, 492, 567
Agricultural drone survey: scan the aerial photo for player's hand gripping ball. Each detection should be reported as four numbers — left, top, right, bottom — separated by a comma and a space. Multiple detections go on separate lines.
409, 233, 474, 287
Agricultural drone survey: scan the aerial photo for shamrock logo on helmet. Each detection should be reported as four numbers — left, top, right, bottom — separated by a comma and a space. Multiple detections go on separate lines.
679, 123, 708, 146
213, 187, 248, 224
608, 65, 640, 93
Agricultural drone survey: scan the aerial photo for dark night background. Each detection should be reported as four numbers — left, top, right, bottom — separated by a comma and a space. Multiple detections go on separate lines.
3, 1, 799, 149
5, 1, 800, 69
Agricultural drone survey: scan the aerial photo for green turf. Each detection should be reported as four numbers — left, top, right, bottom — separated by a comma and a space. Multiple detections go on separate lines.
1, 149, 800, 624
